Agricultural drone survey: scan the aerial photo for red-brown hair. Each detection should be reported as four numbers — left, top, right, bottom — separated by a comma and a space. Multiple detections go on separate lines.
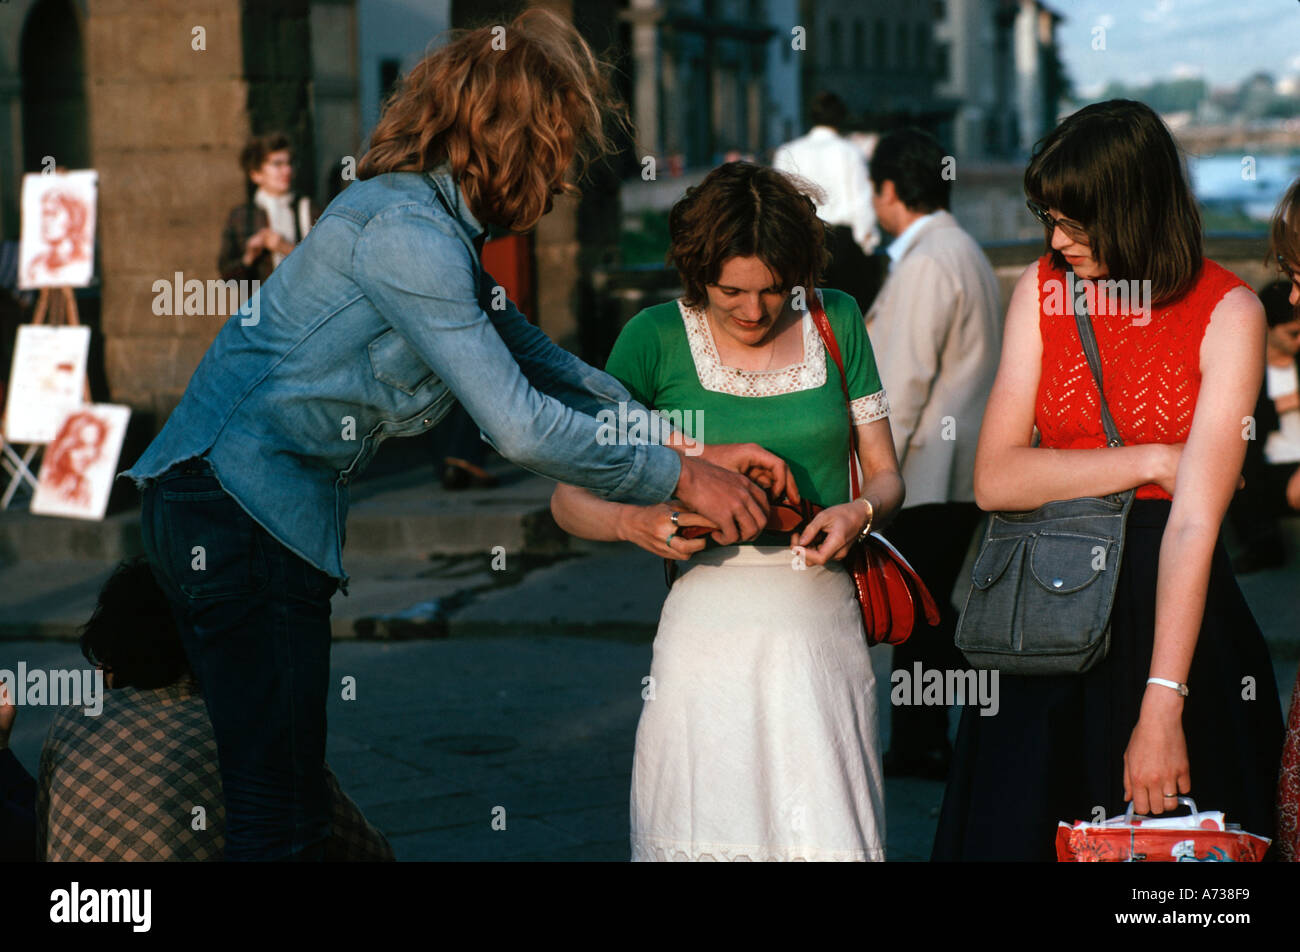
357, 7, 629, 233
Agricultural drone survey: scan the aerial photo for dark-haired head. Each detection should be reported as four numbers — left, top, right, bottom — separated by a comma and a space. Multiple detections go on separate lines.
240, 132, 293, 178
809, 91, 848, 131
1259, 279, 1299, 328
869, 128, 951, 214
1269, 176, 1300, 287
1024, 99, 1202, 307
79, 557, 191, 690
667, 161, 831, 309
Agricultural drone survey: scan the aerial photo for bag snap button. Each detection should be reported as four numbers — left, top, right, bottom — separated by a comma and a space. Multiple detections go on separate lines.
1052, 578, 1064, 588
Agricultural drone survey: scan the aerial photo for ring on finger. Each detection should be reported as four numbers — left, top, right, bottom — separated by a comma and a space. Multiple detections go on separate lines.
669, 510, 680, 527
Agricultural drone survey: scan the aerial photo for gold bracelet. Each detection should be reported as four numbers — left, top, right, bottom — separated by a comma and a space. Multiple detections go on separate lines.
855, 497, 874, 541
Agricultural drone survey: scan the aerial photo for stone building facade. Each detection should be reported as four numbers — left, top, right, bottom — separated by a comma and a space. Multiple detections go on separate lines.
0, 0, 361, 439
1, 0, 626, 443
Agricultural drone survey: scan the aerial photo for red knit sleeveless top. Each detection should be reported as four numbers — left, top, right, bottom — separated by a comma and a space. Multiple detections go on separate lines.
1034, 254, 1248, 500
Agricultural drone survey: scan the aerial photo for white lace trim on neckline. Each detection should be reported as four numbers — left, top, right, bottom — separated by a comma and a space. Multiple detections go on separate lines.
677, 298, 827, 397
675, 297, 890, 419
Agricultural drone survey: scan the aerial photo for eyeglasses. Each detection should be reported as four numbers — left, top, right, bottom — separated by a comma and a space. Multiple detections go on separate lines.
1026, 200, 1090, 245
1278, 254, 1298, 283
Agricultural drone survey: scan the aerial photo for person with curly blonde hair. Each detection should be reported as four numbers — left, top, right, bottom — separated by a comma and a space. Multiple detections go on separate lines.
124, 9, 793, 861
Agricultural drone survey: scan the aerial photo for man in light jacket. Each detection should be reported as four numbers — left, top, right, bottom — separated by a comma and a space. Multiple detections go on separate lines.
866, 129, 1002, 779
774, 91, 885, 315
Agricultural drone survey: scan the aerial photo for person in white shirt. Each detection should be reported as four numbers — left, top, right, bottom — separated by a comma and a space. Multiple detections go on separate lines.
1230, 278, 1300, 572
864, 128, 1002, 779
773, 92, 884, 315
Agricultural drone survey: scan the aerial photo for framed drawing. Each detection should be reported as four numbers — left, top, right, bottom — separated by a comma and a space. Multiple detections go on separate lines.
2, 324, 92, 445
31, 404, 131, 521
18, 170, 98, 290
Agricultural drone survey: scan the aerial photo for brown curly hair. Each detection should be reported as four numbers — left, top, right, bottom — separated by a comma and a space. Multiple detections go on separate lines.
667, 162, 832, 309
357, 7, 629, 233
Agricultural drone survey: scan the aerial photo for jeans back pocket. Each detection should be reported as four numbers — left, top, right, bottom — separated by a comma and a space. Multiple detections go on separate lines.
159, 487, 269, 599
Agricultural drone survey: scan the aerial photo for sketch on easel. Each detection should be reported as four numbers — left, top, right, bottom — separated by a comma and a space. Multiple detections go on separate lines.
2, 324, 91, 445
18, 170, 98, 290
31, 404, 130, 521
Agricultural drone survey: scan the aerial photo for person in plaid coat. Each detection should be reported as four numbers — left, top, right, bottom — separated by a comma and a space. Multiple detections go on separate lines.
1, 558, 391, 861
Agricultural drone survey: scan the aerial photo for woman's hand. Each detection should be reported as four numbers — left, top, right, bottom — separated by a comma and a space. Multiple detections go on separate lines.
791, 500, 871, 567
616, 502, 718, 561
242, 230, 267, 266
1147, 442, 1245, 497
260, 228, 294, 256
1148, 443, 1184, 496
1286, 466, 1300, 511
1123, 687, 1191, 817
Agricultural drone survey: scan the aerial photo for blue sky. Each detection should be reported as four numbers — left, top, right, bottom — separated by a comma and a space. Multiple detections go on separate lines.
1053, 0, 1300, 94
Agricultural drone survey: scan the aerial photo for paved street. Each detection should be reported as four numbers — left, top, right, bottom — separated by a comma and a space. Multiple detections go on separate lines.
6, 633, 951, 860
6, 634, 1294, 861
2, 454, 1297, 861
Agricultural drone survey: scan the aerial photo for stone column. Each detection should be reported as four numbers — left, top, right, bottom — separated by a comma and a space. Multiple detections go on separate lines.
87, 0, 251, 429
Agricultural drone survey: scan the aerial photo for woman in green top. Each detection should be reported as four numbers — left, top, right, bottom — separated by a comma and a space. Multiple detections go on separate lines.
552, 162, 904, 861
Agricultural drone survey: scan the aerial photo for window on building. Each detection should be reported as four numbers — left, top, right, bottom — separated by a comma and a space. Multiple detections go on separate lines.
874, 20, 886, 69
936, 41, 950, 83
853, 20, 865, 66
379, 58, 401, 106
897, 22, 908, 67
915, 22, 928, 71
829, 18, 842, 68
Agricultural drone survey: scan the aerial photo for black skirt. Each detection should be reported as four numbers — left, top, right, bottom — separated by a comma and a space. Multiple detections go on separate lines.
932, 499, 1286, 861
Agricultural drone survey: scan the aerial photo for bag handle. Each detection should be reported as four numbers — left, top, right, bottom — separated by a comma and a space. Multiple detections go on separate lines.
807, 290, 861, 500
1069, 270, 1124, 448
1119, 797, 1203, 826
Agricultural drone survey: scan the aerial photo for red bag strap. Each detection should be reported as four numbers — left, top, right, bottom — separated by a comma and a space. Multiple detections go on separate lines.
807, 291, 860, 500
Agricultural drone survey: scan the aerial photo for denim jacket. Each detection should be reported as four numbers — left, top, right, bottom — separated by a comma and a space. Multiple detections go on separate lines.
121, 166, 681, 591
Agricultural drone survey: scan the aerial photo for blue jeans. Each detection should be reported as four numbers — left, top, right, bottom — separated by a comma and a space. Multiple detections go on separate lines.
139, 457, 337, 861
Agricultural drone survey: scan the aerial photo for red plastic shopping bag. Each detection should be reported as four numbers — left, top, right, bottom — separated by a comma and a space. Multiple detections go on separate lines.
1056, 798, 1270, 862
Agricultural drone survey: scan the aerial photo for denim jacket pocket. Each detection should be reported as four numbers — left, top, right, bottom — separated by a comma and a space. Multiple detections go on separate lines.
368, 327, 438, 395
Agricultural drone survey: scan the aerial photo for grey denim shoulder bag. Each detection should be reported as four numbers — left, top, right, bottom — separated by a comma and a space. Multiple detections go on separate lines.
955, 277, 1136, 675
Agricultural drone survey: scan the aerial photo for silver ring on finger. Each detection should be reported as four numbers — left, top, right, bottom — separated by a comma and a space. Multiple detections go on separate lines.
669, 510, 680, 527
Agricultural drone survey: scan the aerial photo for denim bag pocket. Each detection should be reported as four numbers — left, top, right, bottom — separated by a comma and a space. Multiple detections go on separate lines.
955, 490, 1134, 675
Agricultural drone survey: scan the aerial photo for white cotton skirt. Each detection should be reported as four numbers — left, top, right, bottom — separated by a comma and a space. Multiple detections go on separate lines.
630, 545, 885, 862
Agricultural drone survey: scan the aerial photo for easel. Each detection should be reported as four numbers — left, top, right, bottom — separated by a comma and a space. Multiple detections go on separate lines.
0, 286, 92, 508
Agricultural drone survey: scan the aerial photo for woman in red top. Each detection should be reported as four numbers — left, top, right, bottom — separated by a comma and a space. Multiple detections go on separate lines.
933, 99, 1285, 860
1272, 175, 1300, 862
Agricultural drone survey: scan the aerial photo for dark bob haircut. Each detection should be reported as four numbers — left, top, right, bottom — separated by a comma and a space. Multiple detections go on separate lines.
1270, 176, 1300, 273
1258, 279, 1298, 328
239, 131, 292, 177
79, 557, 191, 691
1024, 99, 1202, 307
869, 128, 951, 214
667, 161, 831, 309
